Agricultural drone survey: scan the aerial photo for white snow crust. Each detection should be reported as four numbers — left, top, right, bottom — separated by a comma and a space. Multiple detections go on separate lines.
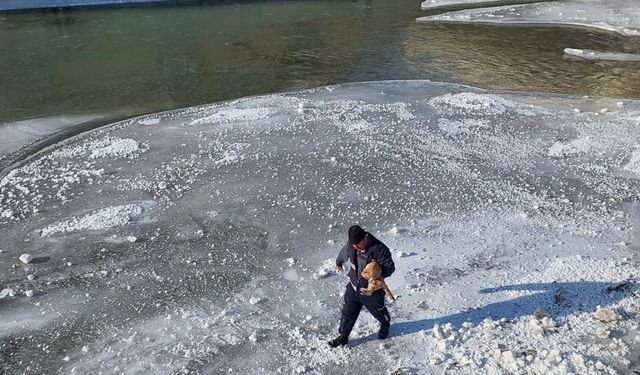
40, 204, 144, 237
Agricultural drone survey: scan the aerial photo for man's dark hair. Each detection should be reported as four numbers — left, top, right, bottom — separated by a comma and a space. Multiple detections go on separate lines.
348, 225, 366, 244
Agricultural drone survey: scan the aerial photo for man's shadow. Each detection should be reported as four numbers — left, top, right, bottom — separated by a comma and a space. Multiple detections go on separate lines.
350, 280, 635, 345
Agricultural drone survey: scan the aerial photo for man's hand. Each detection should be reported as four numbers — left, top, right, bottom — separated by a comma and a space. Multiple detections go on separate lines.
336, 264, 344, 273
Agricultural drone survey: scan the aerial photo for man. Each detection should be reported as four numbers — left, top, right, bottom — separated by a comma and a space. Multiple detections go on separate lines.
328, 225, 395, 348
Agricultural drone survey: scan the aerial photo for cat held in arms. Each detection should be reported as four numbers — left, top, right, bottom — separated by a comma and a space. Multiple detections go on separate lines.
359, 259, 396, 301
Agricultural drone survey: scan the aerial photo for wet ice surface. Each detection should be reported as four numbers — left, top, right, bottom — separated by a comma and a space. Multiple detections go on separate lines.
418, 0, 640, 36
2, 80, 640, 374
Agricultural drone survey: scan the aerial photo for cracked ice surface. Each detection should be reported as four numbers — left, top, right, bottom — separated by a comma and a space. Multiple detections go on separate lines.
2, 81, 640, 374
418, 0, 640, 36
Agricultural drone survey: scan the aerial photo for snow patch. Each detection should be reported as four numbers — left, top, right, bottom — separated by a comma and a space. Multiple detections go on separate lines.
41, 204, 145, 237
51, 136, 146, 159
89, 138, 140, 159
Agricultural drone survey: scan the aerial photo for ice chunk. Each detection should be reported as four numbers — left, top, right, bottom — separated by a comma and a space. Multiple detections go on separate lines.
313, 259, 340, 279
0, 288, 15, 299
248, 296, 263, 305
19, 254, 33, 264
139, 118, 160, 125
593, 306, 618, 322
285, 257, 296, 266
564, 48, 640, 62
248, 331, 259, 343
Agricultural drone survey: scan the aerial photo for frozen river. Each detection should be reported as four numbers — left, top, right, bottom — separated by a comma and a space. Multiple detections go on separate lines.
1, 81, 640, 374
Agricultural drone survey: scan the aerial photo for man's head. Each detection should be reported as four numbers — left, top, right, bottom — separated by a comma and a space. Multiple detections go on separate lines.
349, 225, 369, 251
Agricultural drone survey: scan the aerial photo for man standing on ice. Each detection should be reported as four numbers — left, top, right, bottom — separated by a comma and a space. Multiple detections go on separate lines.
328, 225, 395, 347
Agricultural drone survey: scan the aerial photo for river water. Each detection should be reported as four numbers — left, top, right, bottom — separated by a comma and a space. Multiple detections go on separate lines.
1, 0, 640, 125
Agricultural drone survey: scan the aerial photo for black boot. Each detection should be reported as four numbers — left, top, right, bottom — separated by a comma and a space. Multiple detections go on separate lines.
328, 335, 348, 348
378, 323, 390, 339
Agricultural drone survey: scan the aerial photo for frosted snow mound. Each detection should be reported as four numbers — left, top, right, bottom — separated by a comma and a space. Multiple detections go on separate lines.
427, 92, 540, 117
547, 137, 595, 158
89, 138, 140, 159
428, 92, 511, 116
417, 0, 640, 37
51, 136, 146, 159
189, 107, 271, 126
564, 48, 640, 62
41, 204, 144, 236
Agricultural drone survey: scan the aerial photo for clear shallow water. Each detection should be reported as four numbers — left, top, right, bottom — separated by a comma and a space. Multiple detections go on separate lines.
0, 0, 639, 125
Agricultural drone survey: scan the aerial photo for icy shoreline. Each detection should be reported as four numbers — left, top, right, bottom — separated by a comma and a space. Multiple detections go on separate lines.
1, 81, 640, 374
417, 0, 640, 37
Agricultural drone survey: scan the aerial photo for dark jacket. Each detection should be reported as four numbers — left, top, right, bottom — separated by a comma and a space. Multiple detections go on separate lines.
336, 233, 395, 290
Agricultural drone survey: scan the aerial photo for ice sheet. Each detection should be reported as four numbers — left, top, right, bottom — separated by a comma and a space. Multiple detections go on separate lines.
421, 0, 543, 10
418, 0, 640, 36
1, 81, 640, 374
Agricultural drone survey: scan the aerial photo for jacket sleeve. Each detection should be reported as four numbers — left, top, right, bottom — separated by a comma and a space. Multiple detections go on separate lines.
336, 243, 349, 267
378, 246, 395, 278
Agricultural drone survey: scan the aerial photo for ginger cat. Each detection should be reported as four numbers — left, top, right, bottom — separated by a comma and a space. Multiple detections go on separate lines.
360, 259, 396, 301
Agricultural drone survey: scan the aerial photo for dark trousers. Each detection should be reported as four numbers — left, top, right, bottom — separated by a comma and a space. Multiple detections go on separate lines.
339, 283, 390, 337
